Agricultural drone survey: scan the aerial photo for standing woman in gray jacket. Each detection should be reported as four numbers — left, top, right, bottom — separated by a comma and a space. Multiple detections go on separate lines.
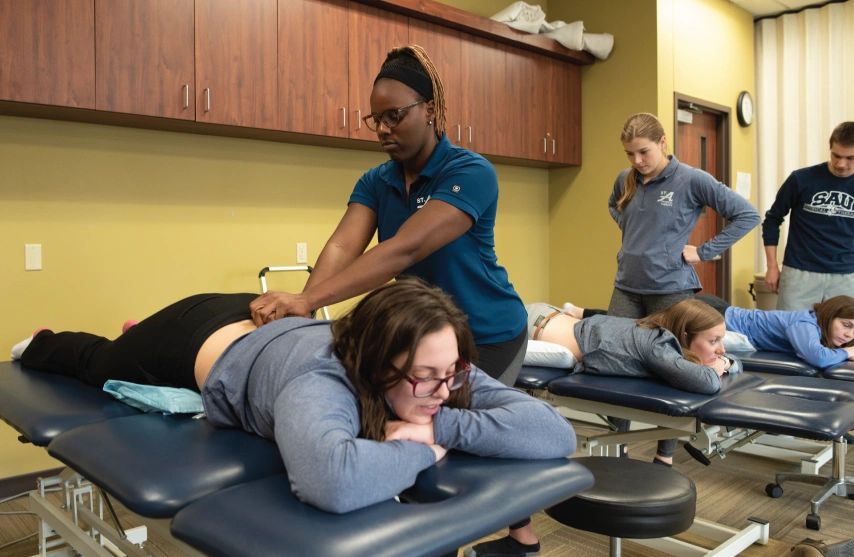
606, 112, 760, 464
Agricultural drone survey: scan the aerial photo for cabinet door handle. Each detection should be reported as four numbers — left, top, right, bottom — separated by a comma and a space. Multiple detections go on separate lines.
205, 88, 210, 112
355, 109, 361, 130
340, 107, 346, 129
183, 84, 189, 109
467, 126, 472, 144
552, 139, 556, 155
543, 138, 547, 154
456, 124, 461, 142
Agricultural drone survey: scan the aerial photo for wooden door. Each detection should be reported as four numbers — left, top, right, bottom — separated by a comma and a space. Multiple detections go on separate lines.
408, 19, 462, 146
503, 46, 546, 160
96, 0, 195, 119
0, 0, 95, 108
279, 0, 348, 137
460, 34, 505, 156
348, 2, 408, 142
195, 0, 277, 128
548, 59, 581, 165
678, 111, 720, 296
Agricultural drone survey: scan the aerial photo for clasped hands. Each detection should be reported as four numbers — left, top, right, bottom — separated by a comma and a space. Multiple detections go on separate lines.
384, 420, 447, 462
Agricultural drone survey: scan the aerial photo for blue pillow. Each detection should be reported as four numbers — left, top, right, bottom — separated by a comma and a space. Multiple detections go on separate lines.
103, 380, 205, 416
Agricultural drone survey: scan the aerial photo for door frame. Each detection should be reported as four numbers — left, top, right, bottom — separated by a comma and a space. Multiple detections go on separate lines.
673, 92, 733, 302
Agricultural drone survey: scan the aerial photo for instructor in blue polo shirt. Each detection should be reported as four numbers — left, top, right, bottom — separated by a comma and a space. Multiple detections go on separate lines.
250, 45, 528, 390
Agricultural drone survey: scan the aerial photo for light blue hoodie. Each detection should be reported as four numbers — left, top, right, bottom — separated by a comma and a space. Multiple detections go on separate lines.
725, 307, 848, 368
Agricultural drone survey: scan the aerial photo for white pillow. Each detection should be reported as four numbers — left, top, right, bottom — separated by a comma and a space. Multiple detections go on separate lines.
524, 340, 577, 369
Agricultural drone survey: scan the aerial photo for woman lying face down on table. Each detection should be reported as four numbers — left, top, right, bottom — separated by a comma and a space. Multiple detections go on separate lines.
697, 294, 854, 369
526, 298, 742, 395
12, 280, 576, 514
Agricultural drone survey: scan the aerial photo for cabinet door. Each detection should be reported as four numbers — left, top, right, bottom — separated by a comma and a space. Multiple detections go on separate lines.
549, 60, 581, 165
195, 0, 277, 128
96, 0, 194, 119
504, 46, 550, 161
0, 0, 95, 108
348, 2, 408, 142
408, 19, 462, 146
460, 34, 505, 156
279, 0, 348, 137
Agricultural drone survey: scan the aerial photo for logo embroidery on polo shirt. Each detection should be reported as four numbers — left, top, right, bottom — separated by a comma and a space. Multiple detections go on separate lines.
416, 195, 431, 209
658, 191, 674, 207
803, 191, 854, 218
452, 185, 461, 193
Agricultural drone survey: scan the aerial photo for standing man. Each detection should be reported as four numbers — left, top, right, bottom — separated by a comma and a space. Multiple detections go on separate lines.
763, 122, 854, 310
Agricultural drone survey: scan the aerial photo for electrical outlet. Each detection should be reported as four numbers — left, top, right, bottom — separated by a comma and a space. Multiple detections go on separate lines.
25, 244, 42, 271
296, 243, 307, 264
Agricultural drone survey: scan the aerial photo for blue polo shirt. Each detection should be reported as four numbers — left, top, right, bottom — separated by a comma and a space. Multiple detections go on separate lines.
349, 135, 526, 344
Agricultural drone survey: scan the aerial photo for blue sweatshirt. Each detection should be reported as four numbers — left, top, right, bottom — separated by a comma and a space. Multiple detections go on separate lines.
762, 162, 854, 274
725, 307, 848, 368
608, 156, 760, 294
201, 318, 577, 514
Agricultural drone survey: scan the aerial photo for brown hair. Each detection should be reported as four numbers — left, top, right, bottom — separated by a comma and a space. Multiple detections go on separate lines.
814, 296, 854, 348
379, 45, 446, 140
829, 122, 854, 149
616, 113, 668, 212
331, 279, 474, 441
638, 299, 724, 364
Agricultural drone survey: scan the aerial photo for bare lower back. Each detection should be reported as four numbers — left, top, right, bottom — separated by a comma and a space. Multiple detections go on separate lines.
538, 314, 584, 362
194, 320, 258, 389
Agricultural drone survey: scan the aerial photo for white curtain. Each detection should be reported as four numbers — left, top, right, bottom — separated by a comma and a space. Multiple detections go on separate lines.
754, 0, 854, 273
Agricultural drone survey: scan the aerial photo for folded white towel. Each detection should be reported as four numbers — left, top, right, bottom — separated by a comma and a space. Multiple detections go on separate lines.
490, 1, 546, 34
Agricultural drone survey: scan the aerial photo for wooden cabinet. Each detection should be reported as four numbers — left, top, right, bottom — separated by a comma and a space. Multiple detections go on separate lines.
460, 34, 506, 156
0, 0, 95, 108
95, 0, 195, 120
0, 0, 584, 167
503, 46, 581, 165
347, 2, 409, 141
195, 0, 278, 129
408, 19, 462, 146
549, 59, 581, 165
278, 0, 349, 137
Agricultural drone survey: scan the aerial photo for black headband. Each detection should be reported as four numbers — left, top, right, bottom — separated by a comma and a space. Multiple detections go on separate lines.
374, 65, 434, 101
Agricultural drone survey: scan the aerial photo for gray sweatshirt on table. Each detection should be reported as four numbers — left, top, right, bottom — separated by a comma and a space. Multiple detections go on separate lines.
608, 156, 760, 294
201, 318, 577, 514
572, 315, 742, 394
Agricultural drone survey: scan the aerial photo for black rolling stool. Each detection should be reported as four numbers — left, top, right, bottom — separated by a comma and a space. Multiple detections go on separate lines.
546, 457, 696, 557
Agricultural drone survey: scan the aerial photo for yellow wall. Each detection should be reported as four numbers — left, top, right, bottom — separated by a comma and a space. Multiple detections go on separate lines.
546, 0, 659, 309
0, 115, 548, 478
657, 0, 757, 307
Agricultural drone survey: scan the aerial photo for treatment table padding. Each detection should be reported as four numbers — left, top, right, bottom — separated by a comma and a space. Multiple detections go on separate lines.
171, 454, 595, 557
48, 413, 286, 518
0, 361, 140, 446
516, 365, 569, 390
698, 376, 854, 441
823, 361, 854, 381
731, 351, 820, 377
547, 372, 764, 417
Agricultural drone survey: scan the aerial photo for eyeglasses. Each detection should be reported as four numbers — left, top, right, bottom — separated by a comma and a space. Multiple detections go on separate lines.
362, 101, 425, 132
398, 360, 472, 398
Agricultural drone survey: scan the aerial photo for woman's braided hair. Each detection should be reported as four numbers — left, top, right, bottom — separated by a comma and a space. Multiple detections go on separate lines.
381, 45, 446, 140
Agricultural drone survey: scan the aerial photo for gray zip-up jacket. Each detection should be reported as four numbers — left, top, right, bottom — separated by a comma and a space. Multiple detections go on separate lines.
608, 156, 760, 294
572, 314, 742, 394
201, 318, 577, 514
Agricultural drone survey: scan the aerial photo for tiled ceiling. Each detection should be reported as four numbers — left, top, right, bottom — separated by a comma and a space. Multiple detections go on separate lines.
729, 0, 836, 18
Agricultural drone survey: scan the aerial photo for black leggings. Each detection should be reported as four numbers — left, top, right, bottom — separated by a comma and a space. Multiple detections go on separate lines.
21, 293, 256, 393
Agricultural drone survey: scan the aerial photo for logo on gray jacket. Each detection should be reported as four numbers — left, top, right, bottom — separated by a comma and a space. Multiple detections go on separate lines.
803, 191, 854, 218
658, 191, 674, 207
